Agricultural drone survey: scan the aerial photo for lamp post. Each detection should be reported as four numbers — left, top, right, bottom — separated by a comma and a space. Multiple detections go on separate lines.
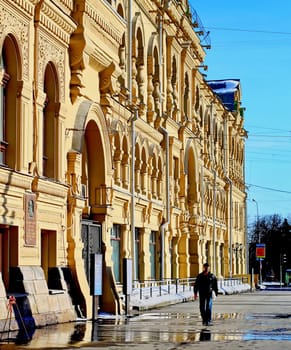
252, 199, 260, 243
252, 199, 262, 285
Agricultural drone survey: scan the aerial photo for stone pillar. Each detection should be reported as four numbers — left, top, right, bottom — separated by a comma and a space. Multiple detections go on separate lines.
215, 242, 221, 277
178, 227, 189, 278
140, 227, 151, 280
171, 235, 179, 278
121, 154, 129, 189
114, 150, 122, 186
189, 234, 199, 277
135, 159, 141, 193
163, 228, 171, 279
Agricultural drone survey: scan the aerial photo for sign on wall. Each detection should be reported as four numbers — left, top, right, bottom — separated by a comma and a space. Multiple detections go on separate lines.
24, 193, 37, 246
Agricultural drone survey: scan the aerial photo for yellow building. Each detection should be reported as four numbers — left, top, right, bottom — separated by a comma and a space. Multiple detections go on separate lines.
0, 0, 247, 325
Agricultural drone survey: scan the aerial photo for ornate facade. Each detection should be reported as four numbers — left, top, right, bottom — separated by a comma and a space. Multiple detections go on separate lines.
0, 0, 247, 323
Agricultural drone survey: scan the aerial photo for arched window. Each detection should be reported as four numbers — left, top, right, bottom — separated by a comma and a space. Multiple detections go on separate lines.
183, 72, 189, 119
141, 147, 147, 195
151, 154, 157, 199
136, 28, 145, 113
153, 47, 160, 118
157, 156, 163, 200
0, 35, 20, 168
171, 56, 178, 121
43, 63, 59, 178
121, 136, 129, 189
134, 143, 141, 193
117, 3, 124, 17
113, 133, 121, 186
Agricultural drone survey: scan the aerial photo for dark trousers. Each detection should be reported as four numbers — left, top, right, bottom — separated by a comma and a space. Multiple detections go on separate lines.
199, 293, 212, 323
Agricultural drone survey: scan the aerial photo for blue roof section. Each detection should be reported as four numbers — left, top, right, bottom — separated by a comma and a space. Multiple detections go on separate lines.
207, 79, 240, 111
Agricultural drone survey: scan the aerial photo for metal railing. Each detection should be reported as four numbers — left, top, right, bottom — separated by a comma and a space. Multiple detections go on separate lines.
132, 278, 195, 301
132, 276, 250, 301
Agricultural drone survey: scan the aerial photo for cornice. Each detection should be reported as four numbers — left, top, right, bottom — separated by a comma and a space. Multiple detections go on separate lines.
166, 3, 205, 63
136, 0, 157, 27
54, 0, 74, 15
85, 1, 125, 46
39, 0, 77, 45
8, 0, 35, 16
32, 177, 69, 199
0, 168, 32, 190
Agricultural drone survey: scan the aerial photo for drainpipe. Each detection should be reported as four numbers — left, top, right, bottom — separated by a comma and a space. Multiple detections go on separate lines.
158, 6, 169, 281
127, 0, 132, 103
159, 14, 163, 102
159, 126, 169, 281
127, 0, 137, 281
130, 109, 138, 281
226, 177, 233, 278
224, 114, 233, 277
33, 1, 45, 165
242, 132, 247, 275
201, 165, 204, 226
213, 170, 216, 276
244, 194, 248, 274
210, 101, 216, 275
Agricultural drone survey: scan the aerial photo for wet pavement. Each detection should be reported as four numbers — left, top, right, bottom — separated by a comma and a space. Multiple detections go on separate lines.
1, 290, 291, 349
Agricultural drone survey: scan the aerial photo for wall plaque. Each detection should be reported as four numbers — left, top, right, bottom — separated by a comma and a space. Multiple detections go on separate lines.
24, 193, 37, 246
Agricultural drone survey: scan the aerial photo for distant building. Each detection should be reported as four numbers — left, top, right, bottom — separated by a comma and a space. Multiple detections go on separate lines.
0, 0, 247, 324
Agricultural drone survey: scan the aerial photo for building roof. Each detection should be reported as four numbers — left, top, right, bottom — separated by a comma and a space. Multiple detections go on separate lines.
207, 79, 241, 111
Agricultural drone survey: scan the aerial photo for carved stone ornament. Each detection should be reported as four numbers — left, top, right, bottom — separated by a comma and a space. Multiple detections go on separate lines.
38, 34, 65, 102
0, 5, 29, 80
99, 62, 116, 96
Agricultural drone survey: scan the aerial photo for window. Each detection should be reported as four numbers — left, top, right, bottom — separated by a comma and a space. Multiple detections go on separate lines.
0, 64, 9, 164
43, 63, 59, 178
0, 35, 19, 168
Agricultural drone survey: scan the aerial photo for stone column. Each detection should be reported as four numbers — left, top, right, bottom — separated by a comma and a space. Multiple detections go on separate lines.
178, 226, 190, 278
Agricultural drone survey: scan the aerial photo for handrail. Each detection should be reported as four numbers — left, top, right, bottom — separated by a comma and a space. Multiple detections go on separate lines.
132, 278, 195, 300
131, 276, 249, 300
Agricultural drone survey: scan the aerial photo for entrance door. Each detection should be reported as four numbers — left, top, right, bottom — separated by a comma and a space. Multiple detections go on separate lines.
0, 226, 18, 289
41, 230, 57, 281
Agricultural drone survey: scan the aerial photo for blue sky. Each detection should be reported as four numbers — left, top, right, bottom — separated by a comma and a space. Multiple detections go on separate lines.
190, 1, 291, 225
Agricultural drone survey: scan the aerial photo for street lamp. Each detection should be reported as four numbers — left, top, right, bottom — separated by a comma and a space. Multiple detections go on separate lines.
252, 198, 262, 285
252, 198, 260, 243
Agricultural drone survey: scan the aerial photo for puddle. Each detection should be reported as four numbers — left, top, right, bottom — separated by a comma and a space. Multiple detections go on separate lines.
2, 310, 291, 347
248, 313, 291, 319
244, 330, 291, 341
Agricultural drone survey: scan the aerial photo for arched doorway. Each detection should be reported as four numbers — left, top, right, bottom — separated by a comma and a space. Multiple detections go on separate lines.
80, 119, 106, 286
68, 101, 113, 317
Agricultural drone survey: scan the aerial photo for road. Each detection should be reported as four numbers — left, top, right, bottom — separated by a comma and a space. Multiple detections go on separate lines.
2, 290, 291, 349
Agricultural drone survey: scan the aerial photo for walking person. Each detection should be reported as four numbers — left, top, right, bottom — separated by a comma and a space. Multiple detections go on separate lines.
194, 262, 218, 326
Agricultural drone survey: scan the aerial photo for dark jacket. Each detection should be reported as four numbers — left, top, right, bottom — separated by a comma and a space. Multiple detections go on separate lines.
194, 272, 218, 297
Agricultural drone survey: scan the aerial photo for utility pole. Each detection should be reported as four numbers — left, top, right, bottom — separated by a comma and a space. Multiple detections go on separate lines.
252, 199, 262, 285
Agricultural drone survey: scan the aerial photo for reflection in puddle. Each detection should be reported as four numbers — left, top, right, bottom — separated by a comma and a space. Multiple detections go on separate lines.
134, 312, 242, 322
69, 323, 86, 344
247, 313, 291, 320
244, 330, 291, 341
215, 312, 242, 320
4, 310, 291, 347
199, 329, 211, 341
